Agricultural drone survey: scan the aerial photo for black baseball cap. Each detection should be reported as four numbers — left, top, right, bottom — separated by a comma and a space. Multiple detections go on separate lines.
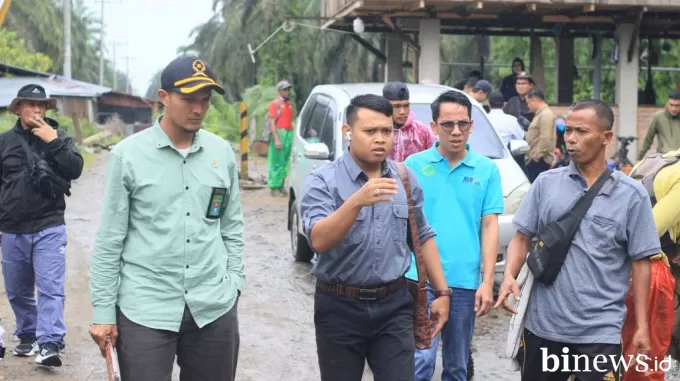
473, 80, 492, 94
160, 56, 225, 95
383, 81, 410, 101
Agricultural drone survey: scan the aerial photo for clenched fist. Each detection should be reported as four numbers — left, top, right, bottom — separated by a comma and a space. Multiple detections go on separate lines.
348, 178, 399, 207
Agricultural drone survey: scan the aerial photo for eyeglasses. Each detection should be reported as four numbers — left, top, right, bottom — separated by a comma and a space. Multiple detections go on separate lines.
438, 120, 471, 132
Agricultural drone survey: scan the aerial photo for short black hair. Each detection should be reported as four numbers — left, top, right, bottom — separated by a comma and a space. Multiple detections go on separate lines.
669, 91, 680, 100
488, 92, 505, 108
346, 94, 393, 127
526, 88, 546, 101
569, 99, 615, 131
431, 90, 472, 121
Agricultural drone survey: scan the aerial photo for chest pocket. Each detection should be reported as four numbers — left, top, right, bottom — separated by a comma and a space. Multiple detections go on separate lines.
391, 203, 409, 243
589, 214, 618, 250
343, 207, 368, 244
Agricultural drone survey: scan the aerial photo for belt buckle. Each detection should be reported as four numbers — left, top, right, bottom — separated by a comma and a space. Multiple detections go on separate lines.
358, 288, 378, 301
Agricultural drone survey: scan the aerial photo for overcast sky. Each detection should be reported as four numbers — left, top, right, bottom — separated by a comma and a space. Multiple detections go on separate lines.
90, 0, 215, 95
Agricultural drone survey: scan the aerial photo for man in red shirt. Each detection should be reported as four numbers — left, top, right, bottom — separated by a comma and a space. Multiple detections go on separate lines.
268, 80, 295, 197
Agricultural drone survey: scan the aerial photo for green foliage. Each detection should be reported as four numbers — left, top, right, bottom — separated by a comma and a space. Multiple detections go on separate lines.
0, 28, 53, 72
202, 95, 240, 142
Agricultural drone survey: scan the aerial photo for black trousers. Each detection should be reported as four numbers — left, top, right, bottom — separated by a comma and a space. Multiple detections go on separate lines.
518, 329, 621, 381
526, 160, 551, 183
314, 286, 415, 381
116, 303, 239, 381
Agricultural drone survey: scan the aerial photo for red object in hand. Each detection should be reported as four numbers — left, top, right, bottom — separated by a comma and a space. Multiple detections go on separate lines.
622, 260, 675, 381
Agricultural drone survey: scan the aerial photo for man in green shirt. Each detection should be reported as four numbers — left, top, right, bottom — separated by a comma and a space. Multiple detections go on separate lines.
638, 91, 680, 160
88, 56, 244, 381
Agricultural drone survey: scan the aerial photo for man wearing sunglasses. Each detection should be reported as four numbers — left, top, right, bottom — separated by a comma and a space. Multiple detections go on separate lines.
406, 91, 504, 381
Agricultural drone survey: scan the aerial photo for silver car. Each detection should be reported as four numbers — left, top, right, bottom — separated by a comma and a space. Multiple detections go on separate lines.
286, 83, 530, 282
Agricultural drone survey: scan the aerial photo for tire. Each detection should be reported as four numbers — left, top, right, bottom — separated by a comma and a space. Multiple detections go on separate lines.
290, 203, 314, 262
467, 348, 475, 380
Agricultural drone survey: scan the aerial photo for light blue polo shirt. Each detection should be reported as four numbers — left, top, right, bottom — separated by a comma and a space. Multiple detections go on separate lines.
404, 142, 504, 290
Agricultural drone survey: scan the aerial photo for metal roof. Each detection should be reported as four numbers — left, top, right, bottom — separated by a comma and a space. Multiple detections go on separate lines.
0, 76, 113, 108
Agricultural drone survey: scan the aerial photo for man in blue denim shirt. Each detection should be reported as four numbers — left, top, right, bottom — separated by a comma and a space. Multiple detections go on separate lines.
301, 94, 451, 381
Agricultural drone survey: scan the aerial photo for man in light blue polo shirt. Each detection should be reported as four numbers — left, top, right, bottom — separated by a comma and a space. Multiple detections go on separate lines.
406, 90, 504, 381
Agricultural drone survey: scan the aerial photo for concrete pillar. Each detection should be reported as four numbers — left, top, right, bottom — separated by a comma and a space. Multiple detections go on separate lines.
556, 36, 575, 104
592, 34, 602, 100
384, 34, 404, 82
529, 35, 546, 92
417, 18, 441, 84
615, 23, 640, 163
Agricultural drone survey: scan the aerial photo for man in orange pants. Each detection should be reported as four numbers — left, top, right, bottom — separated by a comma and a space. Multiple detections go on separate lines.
624, 149, 680, 380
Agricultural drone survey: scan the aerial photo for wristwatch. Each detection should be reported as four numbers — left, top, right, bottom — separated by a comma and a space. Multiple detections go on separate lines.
435, 289, 452, 298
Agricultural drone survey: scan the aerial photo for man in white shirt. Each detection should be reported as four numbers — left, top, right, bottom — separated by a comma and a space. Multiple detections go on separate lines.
486, 92, 524, 148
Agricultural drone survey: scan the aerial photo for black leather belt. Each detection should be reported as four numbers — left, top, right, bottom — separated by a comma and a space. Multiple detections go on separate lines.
316, 277, 408, 301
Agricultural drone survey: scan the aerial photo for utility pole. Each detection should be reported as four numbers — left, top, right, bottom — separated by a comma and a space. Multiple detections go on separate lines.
110, 41, 126, 91
63, 0, 72, 78
122, 56, 135, 93
98, 0, 105, 85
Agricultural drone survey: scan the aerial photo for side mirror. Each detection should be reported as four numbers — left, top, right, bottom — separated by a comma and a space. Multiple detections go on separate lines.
303, 142, 330, 160
509, 139, 529, 156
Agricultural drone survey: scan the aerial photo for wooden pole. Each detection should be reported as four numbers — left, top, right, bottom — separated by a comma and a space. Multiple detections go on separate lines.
71, 113, 83, 145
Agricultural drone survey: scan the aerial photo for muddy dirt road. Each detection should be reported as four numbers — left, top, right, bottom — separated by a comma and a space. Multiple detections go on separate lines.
0, 152, 521, 381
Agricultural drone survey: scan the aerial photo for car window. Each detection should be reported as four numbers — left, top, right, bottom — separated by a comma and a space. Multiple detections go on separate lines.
302, 100, 328, 143
320, 103, 336, 156
297, 94, 318, 137
410, 103, 507, 159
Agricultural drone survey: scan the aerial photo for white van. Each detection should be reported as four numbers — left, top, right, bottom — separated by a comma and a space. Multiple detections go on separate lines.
286, 83, 530, 281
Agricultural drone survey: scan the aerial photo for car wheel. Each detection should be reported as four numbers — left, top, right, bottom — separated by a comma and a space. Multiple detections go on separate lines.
290, 203, 314, 262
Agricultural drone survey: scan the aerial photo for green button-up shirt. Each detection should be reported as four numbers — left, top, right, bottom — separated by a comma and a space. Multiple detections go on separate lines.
90, 120, 244, 332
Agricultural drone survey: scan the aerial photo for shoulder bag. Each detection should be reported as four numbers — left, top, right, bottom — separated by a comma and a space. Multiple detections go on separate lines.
526, 168, 612, 285
395, 162, 432, 350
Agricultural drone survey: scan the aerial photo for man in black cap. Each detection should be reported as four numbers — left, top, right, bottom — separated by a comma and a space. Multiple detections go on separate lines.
89, 56, 244, 381
383, 81, 437, 162
0, 84, 84, 367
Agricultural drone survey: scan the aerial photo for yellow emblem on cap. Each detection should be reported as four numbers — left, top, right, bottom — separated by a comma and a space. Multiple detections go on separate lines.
211, 160, 217, 168
192, 60, 207, 76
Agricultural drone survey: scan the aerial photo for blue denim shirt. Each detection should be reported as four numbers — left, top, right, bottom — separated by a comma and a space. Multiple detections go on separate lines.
301, 148, 435, 287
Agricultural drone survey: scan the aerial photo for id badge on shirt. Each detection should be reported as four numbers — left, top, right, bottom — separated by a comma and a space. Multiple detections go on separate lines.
205, 187, 228, 219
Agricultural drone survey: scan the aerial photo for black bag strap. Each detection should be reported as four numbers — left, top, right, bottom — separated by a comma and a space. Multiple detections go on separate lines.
569, 168, 613, 222
13, 130, 36, 168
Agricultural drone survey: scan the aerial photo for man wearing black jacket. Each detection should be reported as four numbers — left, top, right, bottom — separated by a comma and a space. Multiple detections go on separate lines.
0, 84, 83, 367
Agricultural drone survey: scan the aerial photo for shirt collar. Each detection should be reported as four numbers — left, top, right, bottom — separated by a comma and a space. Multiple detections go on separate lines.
425, 141, 479, 168
151, 115, 203, 153
567, 161, 617, 196
342, 146, 393, 181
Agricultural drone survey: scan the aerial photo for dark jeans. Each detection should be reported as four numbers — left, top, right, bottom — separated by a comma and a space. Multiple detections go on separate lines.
116, 303, 239, 381
526, 160, 551, 183
314, 286, 415, 381
518, 329, 621, 381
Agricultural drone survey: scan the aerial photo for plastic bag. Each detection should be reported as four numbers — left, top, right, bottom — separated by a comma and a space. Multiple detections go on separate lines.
622, 259, 676, 381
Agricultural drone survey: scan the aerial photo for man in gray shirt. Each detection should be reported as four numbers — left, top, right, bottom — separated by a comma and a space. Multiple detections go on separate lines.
495, 100, 658, 381
301, 94, 451, 381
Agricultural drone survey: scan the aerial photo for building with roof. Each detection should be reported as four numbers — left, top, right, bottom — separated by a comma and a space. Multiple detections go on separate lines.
320, 0, 680, 162
0, 62, 153, 129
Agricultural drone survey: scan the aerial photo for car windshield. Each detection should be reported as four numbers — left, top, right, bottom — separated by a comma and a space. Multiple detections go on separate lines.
410, 103, 507, 159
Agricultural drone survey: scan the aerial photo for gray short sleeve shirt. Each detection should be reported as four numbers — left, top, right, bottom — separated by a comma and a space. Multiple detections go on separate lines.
300, 148, 435, 287
513, 163, 660, 344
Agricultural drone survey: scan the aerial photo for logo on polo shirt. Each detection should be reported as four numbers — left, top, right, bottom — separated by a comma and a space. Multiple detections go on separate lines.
421, 164, 435, 177
463, 176, 480, 187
